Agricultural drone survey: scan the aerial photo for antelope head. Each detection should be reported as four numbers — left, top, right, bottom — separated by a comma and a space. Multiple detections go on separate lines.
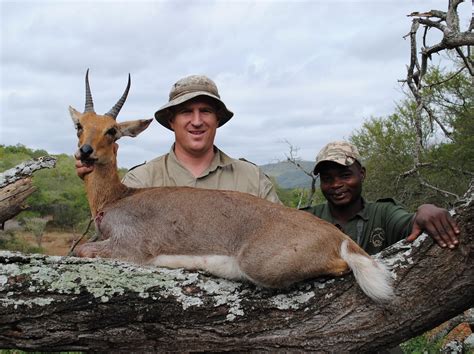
69, 69, 153, 166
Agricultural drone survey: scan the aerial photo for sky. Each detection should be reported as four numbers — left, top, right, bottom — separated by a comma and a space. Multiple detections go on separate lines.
1, 0, 472, 169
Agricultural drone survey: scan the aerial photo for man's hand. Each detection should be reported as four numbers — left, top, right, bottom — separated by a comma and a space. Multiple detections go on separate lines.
75, 159, 94, 179
406, 204, 460, 249
75, 143, 119, 179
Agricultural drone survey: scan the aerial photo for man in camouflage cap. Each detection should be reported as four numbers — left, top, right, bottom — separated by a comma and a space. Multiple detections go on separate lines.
76, 74, 280, 204
304, 141, 459, 255
313, 141, 363, 175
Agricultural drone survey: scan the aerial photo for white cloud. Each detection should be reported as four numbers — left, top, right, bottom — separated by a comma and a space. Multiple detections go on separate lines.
1, 0, 469, 169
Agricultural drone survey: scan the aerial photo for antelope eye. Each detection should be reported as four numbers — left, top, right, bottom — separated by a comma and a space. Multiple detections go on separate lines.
106, 127, 117, 136
76, 124, 83, 137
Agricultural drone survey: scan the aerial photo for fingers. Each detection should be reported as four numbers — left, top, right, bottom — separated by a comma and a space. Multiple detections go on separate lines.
412, 212, 460, 249
406, 225, 422, 242
409, 205, 461, 249
436, 215, 460, 248
75, 159, 94, 179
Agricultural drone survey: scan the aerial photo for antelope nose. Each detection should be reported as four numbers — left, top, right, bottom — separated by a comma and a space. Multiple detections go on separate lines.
80, 144, 93, 158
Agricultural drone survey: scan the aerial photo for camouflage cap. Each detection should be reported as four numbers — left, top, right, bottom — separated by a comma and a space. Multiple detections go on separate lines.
313, 141, 363, 174
154, 75, 234, 131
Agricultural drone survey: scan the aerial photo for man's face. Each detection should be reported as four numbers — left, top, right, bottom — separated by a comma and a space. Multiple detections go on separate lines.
169, 99, 219, 157
318, 161, 365, 208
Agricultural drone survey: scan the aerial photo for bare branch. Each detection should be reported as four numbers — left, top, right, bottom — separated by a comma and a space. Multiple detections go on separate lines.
0, 156, 56, 188
419, 178, 460, 199
426, 66, 466, 88
402, 0, 473, 192
283, 139, 317, 207
455, 47, 474, 76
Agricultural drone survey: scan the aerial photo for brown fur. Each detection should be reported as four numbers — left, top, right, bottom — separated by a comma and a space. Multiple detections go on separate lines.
68, 83, 393, 301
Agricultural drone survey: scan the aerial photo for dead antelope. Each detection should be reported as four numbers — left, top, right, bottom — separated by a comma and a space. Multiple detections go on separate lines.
70, 71, 394, 302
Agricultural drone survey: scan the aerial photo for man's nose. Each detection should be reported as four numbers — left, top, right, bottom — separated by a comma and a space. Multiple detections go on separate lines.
330, 177, 344, 188
190, 110, 203, 125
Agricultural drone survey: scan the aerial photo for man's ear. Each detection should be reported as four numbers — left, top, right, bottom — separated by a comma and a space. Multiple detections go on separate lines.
168, 116, 175, 131
360, 166, 367, 181
117, 118, 153, 138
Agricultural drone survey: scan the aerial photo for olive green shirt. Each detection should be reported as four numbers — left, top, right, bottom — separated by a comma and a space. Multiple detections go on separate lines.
122, 146, 281, 204
302, 198, 414, 254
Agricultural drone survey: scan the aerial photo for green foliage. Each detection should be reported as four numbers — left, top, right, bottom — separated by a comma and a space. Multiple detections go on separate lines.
277, 186, 325, 209
22, 218, 48, 247
1, 145, 91, 230
0, 230, 43, 254
28, 153, 91, 228
0, 144, 49, 171
349, 67, 473, 211
400, 334, 442, 353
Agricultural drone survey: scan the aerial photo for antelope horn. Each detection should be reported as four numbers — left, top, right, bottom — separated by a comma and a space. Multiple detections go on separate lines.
105, 74, 131, 119
84, 69, 95, 113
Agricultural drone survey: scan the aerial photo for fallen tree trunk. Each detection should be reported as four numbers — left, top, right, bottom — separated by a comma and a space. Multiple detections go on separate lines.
0, 183, 473, 352
0, 156, 57, 226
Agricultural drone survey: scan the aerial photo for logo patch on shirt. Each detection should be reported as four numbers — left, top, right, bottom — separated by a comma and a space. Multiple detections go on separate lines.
370, 227, 385, 248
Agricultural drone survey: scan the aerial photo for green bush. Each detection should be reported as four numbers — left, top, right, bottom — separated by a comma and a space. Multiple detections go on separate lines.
0, 230, 43, 254
400, 334, 442, 353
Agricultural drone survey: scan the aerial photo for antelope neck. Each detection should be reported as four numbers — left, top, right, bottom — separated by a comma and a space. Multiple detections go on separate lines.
84, 162, 129, 217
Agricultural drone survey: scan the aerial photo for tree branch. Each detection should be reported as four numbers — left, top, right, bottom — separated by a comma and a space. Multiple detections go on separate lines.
0, 157, 57, 226
0, 156, 56, 188
403, 0, 473, 198
1, 182, 473, 352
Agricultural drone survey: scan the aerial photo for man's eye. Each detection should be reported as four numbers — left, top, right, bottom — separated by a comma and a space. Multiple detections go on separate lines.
320, 176, 330, 183
106, 127, 117, 136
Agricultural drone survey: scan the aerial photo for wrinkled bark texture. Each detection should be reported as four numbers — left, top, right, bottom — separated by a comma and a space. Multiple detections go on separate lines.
0, 182, 473, 352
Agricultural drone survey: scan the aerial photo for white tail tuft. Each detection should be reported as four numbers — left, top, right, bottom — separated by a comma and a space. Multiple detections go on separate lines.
340, 240, 394, 302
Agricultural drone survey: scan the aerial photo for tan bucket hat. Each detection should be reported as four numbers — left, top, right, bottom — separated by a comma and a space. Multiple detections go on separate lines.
154, 75, 234, 130
313, 141, 363, 174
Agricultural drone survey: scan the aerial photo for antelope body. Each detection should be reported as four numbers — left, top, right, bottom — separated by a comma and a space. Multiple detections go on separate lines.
70, 71, 394, 302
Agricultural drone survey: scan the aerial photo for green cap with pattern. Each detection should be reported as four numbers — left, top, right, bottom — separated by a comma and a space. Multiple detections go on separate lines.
154, 75, 234, 131
313, 141, 363, 174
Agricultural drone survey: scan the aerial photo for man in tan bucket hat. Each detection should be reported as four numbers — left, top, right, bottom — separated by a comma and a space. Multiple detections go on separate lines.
77, 74, 280, 203
303, 141, 459, 255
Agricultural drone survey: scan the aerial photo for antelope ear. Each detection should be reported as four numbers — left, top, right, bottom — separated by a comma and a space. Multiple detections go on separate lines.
69, 106, 81, 126
117, 118, 153, 138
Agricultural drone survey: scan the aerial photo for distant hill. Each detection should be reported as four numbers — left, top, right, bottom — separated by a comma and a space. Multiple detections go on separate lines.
260, 160, 315, 189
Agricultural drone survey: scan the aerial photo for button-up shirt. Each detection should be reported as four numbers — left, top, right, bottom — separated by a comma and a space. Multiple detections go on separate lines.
302, 198, 414, 254
122, 146, 281, 204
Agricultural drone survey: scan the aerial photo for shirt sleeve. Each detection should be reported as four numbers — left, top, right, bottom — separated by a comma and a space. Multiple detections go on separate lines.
258, 169, 282, 204
382, 201, 414, 245
122, 169, 148, 188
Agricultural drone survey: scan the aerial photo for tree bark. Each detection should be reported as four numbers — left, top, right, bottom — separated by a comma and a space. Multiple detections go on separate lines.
0, 178, 36, 226
0, 157, 56, 226
1, 183, 473, 352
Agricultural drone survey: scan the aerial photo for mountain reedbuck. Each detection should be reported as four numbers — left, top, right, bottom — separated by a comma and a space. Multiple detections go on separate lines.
70, 71, 394, 302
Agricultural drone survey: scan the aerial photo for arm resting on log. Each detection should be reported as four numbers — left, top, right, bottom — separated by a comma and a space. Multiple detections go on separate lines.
0, 185, 473, 352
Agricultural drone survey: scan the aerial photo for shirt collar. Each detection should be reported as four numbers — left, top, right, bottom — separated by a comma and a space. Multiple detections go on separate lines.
323, 197, 370, 222
169, 145, 233, 178
355, 197, 370, 221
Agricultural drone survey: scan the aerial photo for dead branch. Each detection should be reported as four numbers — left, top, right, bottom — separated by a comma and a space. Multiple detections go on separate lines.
0, 157, 57, 226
